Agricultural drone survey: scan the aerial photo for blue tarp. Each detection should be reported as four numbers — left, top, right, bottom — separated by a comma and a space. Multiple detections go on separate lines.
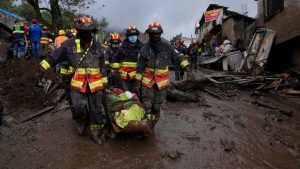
0, 7, 24, 20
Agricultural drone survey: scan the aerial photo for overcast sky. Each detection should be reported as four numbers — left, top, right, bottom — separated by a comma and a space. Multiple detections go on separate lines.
85, 0, 257, 39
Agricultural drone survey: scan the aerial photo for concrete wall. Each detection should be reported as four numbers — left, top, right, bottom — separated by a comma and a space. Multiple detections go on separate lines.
222, 18, 235, 45
257, 0, 300, 44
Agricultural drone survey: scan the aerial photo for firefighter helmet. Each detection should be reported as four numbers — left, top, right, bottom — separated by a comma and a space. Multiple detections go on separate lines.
110, 33, 121, 43
75, 16, 96, 31
146, 21, 163, 35
126, 25, 139, 36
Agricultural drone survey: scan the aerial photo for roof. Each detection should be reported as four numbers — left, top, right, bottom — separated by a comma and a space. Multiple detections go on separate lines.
199, 4, 255, 26
0, 7, 24, 20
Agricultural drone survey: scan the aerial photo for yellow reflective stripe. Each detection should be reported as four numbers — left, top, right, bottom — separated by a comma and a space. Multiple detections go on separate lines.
135, 73, 142, 81
40, 60, 51, 70
112, 63, 120, 69
13, 30, 24, 34
180, 60, 190, 68
71, 79, 84, 88
145, 67, 169, 75
121, 62, 137, 67
102, 77, 108, 84
60, 68, 68, 75
75, 39, 81, 53
128, 71, 136, 77
76, 68, 100, 75
68, 67, 74, 74
89, 80, 103, 89
157, 79, 170, 87
142, 77, 152, 83
105, 60, 110, 65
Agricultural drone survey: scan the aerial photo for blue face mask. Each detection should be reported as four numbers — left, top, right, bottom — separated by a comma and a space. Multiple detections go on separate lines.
128, 35, 138, 43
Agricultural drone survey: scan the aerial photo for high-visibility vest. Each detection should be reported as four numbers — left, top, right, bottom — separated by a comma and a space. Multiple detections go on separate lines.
13, 24, 24, 34
119, 62, 137, 80
55, 36, 68, 48
136, 67, 170, 90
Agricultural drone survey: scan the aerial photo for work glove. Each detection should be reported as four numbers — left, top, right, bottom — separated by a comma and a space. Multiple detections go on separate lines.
124, 91, 133, 99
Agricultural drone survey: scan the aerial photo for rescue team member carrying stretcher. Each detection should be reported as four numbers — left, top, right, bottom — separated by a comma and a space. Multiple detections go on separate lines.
39, 16, 108, 144
136, 21, 193, 128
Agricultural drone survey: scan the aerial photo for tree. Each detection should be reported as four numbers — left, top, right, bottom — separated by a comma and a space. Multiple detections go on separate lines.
0, 0, 15, 11
25, 0, 95, 31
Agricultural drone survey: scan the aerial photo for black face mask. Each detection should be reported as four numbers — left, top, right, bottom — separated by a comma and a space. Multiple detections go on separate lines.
149, 34, 161, 43
78, 30, 93, 43
111, 43, 119, 49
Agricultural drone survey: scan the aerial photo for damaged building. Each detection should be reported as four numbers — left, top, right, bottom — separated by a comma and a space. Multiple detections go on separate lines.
195, 4, 256, 50
256, 0, 300, 72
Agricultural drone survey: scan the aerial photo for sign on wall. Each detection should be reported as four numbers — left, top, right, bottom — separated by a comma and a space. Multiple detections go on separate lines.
204, 9, 223, 22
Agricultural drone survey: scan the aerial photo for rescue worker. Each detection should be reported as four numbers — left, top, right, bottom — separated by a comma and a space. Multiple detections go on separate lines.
174, 39, 188, 80
29, 18, 42, 59
40, 26, 52, 58
135, 22, 192, 129
114, 25, 143, 93
12, 18, 26, 59
187, 40, 200, 70
54, 30, 68, 48
103, 33, 122, 87
39, 16, 108, 144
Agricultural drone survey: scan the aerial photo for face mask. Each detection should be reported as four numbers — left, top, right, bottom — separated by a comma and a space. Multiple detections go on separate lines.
149, 34, 161, 43
128, 35, 138, 43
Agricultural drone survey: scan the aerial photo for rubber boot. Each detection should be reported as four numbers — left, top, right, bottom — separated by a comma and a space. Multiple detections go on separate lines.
89, 124, 103, 145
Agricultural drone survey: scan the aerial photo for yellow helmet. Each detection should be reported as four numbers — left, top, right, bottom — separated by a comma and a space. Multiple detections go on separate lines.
58, 30, 65, 36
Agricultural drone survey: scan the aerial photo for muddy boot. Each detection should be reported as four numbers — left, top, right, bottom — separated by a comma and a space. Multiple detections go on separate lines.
77, 123, 86, 136
89, 124, 103, 145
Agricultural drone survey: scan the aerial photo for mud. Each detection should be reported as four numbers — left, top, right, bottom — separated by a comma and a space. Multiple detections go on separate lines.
0, 62, 300, 169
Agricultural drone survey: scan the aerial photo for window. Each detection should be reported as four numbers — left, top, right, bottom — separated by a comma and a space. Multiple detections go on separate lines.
264, 0, 284, 21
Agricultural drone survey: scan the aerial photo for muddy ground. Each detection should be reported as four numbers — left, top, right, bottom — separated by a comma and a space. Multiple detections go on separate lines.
0, 60, 300, 169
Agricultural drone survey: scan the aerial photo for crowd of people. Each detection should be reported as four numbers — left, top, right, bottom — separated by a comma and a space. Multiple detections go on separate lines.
12, 18, 76, 60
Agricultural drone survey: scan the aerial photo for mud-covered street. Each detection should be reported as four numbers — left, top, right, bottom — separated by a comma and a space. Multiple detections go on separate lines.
0, 60, 300, 169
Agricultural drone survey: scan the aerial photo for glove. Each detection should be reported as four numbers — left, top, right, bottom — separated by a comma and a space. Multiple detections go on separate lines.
124, 91, 133, 99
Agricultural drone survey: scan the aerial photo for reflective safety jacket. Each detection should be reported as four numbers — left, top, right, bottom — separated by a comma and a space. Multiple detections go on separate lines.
40, 36, 107, 93
41, 31, 52, 44
114, 39, 143, 80
136, 41, 189, 90
103, 46, 120, 72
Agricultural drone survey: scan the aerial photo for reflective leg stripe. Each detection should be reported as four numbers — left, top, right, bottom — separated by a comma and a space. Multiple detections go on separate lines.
40, 60, 51, 70
180, 59, 190, 68
90, 124, 104, 131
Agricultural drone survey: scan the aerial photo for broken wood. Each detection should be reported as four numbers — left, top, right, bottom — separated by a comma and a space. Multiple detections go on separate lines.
171, 78, 208, 91
51, 89, 66, 104
167, 89, 199, 102
201, 88, 223, 99
251, 100, 293, 117
22, 106, 56, 123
